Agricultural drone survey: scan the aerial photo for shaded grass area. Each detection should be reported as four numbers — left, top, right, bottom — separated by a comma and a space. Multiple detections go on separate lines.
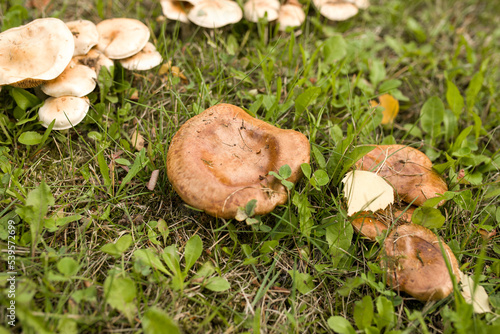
1, 0, 500, 333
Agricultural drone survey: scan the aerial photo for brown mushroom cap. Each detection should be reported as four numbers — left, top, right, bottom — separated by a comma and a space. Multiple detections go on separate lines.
0, 18, 74, 88
382, 224, 460, 301
167, 103, 310, 219
355, 145, 448, 206
351, 212, 388, 241
96, 18, 150, 59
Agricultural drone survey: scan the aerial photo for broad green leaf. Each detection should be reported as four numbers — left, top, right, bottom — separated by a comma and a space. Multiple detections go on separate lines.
378, 79, 402, 93
369, 59, 386, 87
245, 199, 258, 217
142, 307, 181, 334
204, 277, 230, 292
162, 245, 182, 276
292, 192, 314, 238
327, 316, 356, 334
96, 149, 111, 188
323, 35, 347, 63
279, 164, 292, 179
71, 286, 97, 304
101, 234, 133, 257
325, 218, 353, 267
375, 296, 395, 330
465, 72, 483, 110
310, 169, 329, 188
295, 87, 321, 116
446, 80, 464, 117
184, 235, 203, 274
406, 17, 427, 42
301, 163, 312, 179
411, 207, 446, 229
193, 262, 216, 279
57, 257, 79, 277
18, 131, 43, 146
312, 146, 327, 169
354, 296, 374, 330
10, 87, 40, 111
259, 240, 279, 254
134, 248, 170, 275
117, 148, 149, 194
288, 269, 314, 294
104, 275, 137, 322
420, 96, 444, 140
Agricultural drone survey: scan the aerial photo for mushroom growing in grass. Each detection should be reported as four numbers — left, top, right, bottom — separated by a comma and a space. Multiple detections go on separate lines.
167, 103, 310, 219
382, 224, 460, 301
244, 0, 281, 23
0, 18, 74, 88
96, 18, 150, 59
188, 0, 243, 28
312, 0, 359, 21
73, 49, 114, 76
65, 20, 99, 56
160, 0, 197, 23
277, 0, 306, 31
119, 42, 163, 71
41, 60, 97, 97
38, 96, 90, 130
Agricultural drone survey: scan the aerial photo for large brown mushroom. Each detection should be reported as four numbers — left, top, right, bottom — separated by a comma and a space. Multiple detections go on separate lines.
166, 103, 310, 219
382, 224, 460, 301
355, 145, 448, 206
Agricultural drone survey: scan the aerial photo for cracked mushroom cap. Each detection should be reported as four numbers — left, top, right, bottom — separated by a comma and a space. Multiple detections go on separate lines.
244, 0, 281, 23
313, 0, 359, 21
188, 0, 243, 28
167, 103, 310, 219
382, 224, 460, 301
0, 18, 74, 88
119, 42, 163, 71
355, 145, 448, 206
41, 60, 97, 97
96, 18, 150, 59
65, 20, 99, 56
277, 2, 306, 31
38, 96, 90, 130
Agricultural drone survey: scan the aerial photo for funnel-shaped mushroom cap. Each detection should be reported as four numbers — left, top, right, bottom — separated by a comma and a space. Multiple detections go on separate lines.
161, 1, 195, 23
38, 96, 90, 130
65, 20, 99, 56
119, 42, 163, 71
244, 0, 281, 23
383, 224, 460, 301
355, 145, 448, 206
41, 60, 97, 97
313, 0, 359, 21
277, 2, 306, 31
73, 49, 114, 76
167, 103, 310, 219
0, 18, 74, 88
96, 18, 150, 59
188, 0, 243, 28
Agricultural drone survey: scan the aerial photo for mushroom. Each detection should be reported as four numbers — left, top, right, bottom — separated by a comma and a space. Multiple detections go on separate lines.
160, 0, 196, 23
40, 59, 97, 97
347, 0, 370, 9
166, 103, 310, 219
73, 49, 115, 76
277, 0, 306, 31
96, 18, 150, 59
187, 0, 243, 28
355, 145, 448, 206
312, 0, 359, 21
351, 212, 388, 241
0, 18, 74, 88
382, 224, 460, 301
243, 0, 281, 23
65, 20, 99, 56
38, 96, 90, 130
119, 42, 163, 71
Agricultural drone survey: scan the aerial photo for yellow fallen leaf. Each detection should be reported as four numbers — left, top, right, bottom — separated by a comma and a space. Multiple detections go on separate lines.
159, 60, 188, 83
459, 272, 491, 313
370, 94, 399, 125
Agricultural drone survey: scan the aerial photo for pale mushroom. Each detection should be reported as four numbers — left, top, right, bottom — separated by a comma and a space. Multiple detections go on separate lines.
313, 0, 359, 21
73, 49, 115, 76
41, 60, 97, 97
244, 0, 281, 23
167, 103, 310, 219
96, 18, 150, 59
188, 0, 243, 28
0, 18, 74, 88
65, 20, 99, 56
38, 96, 90, 130
277, 1, 306, 31
347, 0, 370, 9
382, 224, 460, 301
119, 42, 163, 71
160, 0, 196, 23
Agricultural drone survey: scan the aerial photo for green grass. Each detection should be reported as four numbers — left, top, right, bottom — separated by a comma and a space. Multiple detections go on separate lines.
1, 0, 500, 333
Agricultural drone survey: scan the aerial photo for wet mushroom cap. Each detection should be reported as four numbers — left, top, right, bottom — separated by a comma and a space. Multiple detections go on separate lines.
65, 20, 99, 56
38, 96, 90, 130
96, 18, 150, 59
0, 18, 74, 88
244, 0, 281, 23
188, 0, 243, 28
41, 60, 97, 97
382, 224, 460, 301
119, 42, 163, 71
167, 103, 310, 219
355, 145, 448, 206
313, 0, 359, 21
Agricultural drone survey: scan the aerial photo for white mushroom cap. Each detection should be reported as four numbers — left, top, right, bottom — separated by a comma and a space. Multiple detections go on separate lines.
277, 3, 305, 31
119, 42, 163, 71
73, 49, 115, 76
96, 18, 150, 59
0, 18, 74, 88
347, 0, 370, 9
41, 60, 97, 97
313, 0, 359, 21
188, 0, 243, 28
65, 20, 99, 56
244, 0, 280, 23
38, 96, 90, 130
160, 1, 194, 23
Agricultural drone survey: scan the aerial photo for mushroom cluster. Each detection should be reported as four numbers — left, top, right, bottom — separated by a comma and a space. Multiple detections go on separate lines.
343, 144, 460, 301
313, 0, 370, 21
0, 17, 163, 130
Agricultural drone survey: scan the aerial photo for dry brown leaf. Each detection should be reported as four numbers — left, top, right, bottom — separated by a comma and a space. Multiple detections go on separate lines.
460, 272, 492, 313
370, 93, 399, 125
159, 60, 189, 83
147, 170, 160, 191
130, 129, 145, 151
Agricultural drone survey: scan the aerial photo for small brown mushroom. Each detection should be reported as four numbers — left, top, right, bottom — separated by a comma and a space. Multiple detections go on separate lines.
166, 103, 310, 219
355, 145, 448, 206
382, 224, 460, 301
